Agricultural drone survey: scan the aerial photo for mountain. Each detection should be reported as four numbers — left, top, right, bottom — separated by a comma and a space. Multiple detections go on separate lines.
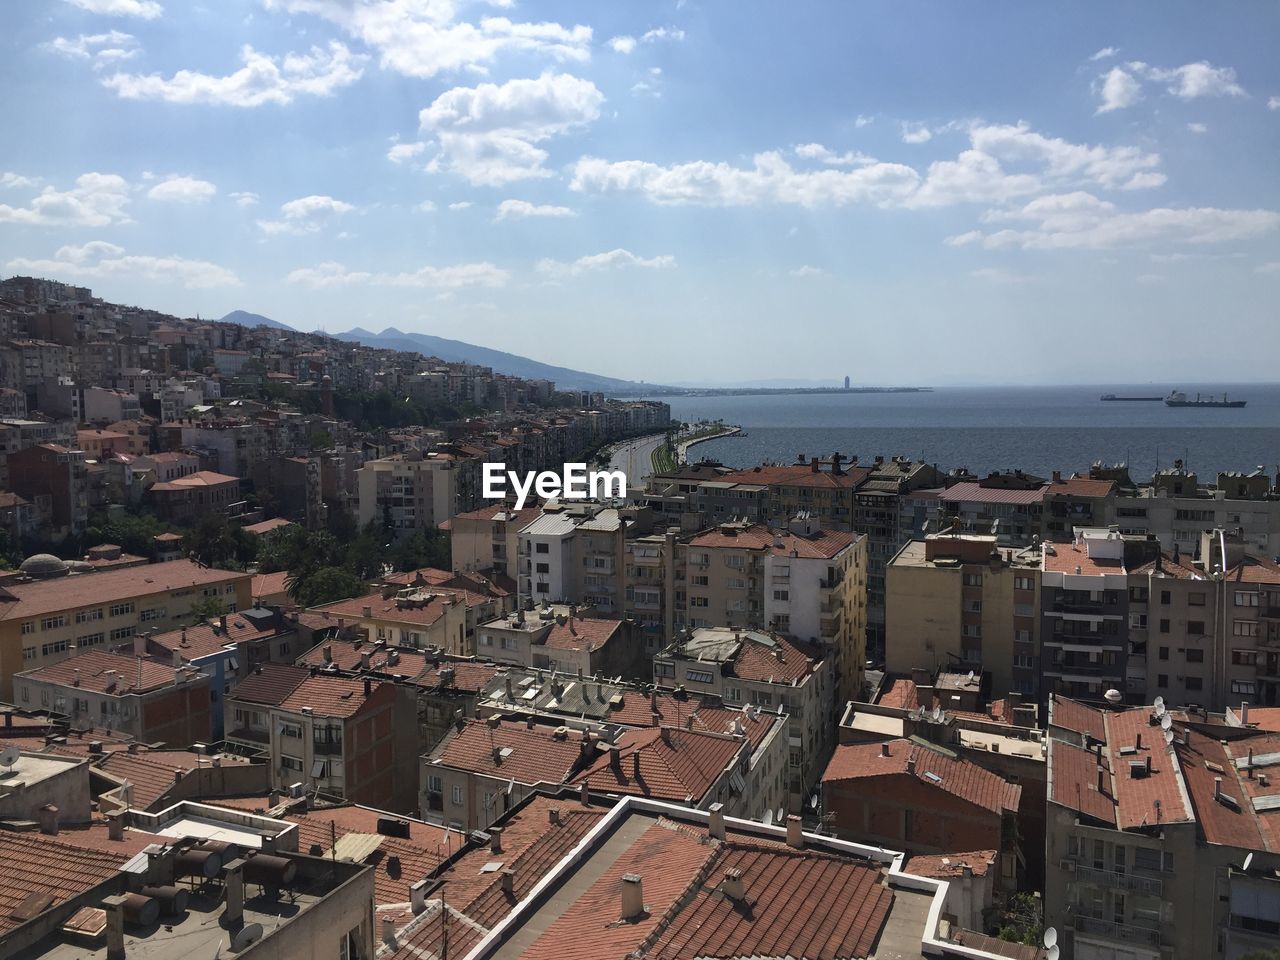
334, 326, 661, 394
220, 309, 295, 331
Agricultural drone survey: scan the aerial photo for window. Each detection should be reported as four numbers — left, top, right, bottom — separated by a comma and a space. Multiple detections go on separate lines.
281, 722, 303, 738
1158, 646, 1168, 661
691, 575, 708, 586
1159, 619, 1170, 633
1188, 592, 1206, 607
41, 639, 69, 657
41, 616, 66, 631
1160, 591, 1171, 605
452, 785, 464, 806
963, 572, 983, 587
1157, 674, 1168, 688
139, 607, 166, 622
751, 690, 773, 706
281, 755, 303, 772
1129, 613, 1147, 629
690, 597, 708, 608
1188, 621, 1205, 635
1185, 649, 1204, 663
1014, 576, 1034, 591
1233, 680, 1258, 695
725, 685, 741, 702
1234, 621, 1259, 638
535, 562, 549, 574
535, 543, 549, 554
1236, 591, 1260, 607
21, 621, 34, 635
772, 590, 789, 601
1184, 676, 1203, 691
75, 608, 103, 624
78, 632, 104, 647
1234, 649, 1259, 666
109, 602, 135, 617
535, 583, 548, 594
22, 647, 35, 662
109, 626, 135, 642
686, 669, 714, 684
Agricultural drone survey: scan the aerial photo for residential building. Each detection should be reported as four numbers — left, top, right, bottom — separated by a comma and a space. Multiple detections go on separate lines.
7, 443, 89, 537
357, 449, 480, 536
13, 649, 212, 745
939, 473, 1047, 546
146, 469, 243, 522
446, 502, 539, 579
475, 605, 644, 679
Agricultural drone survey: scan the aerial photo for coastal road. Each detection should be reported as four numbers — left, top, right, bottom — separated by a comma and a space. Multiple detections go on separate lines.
606, 433, 666, 492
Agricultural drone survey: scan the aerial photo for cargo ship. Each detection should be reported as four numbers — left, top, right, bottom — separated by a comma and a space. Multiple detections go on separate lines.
1164, 390, 1246, 408
1100, 393, 1162, 401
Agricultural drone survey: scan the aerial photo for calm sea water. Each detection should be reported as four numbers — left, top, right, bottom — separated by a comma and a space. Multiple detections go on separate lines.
652, 383, 1280, 480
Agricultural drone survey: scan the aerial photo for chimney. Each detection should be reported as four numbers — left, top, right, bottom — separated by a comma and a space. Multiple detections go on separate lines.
382, 915, 397, 948
961, 864, 973, 879
1145, 755, 1152, 775
580, 779, 591, 806
785, 814, 804, 850
107, 811, 124, 841
708, 802, 725, 840
722, 867, 745, 901
1249, 748, 1256, 778
223, 857, 246, 929
38, 804, 59, 835
632, 752, 641, 780
490, 827, 503, 853
323, 643, 332, 663
363, 677, 373, 698
1215, 776, 1223, 800
501, 869, 515, 896
880, 742, 890, 758
219, 614, 228, 635
410, 879, 429, 915
104, 895, 128, 960
620, 873, 645, 920
906, 754, 917, 777
1242, 702, 1251, 725
1136, 733, 1142, 750
360, 652, 371, 671
1097, 766, 1105, 794
549, 808, 561, 826
609, 744, 621, 769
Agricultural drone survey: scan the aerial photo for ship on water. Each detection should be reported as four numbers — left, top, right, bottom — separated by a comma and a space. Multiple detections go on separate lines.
1164, 390, 1247, 408
1100, 393, 1162, 401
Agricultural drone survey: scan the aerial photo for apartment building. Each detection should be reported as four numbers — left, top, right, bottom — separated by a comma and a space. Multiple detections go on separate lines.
717, 455, 869, 529
886, 534, 1042, 701
475, 605, 643, 680
7, 442, 89, 537
146, 469, 243, 522
1045, 694, 1280, 960
447, 502, 539, 578
357, 449, 480, 535
516, 502, 632, 615
654, 625, 834, 805
12, 648, 212, 745
0, 558, 251, 698
308, 584, 495, 656
227, 668, 417, 810
683, 516, 867, 700
938, 473, 1047, 546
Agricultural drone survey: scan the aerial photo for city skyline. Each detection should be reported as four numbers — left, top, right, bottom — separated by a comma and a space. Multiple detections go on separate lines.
2, 1, 1279, 385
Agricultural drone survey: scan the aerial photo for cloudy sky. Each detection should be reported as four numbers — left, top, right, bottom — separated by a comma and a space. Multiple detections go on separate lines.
2, 1, 1278, 385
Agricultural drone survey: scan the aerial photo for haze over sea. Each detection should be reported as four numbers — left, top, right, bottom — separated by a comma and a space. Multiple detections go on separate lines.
657, 384, 1280, 481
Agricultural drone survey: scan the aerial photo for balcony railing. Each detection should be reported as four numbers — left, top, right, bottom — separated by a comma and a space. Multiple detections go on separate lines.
1071, 864, 1163, 898
1071, 914, 1161, 949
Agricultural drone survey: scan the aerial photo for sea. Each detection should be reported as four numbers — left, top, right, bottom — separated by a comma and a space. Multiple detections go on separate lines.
647, 383, 1280, 480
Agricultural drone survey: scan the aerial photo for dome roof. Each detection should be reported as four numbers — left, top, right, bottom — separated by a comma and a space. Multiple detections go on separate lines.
19, 553, 70, 579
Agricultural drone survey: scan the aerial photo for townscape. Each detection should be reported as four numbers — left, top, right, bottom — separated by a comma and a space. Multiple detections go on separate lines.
0, 277, 1275, 960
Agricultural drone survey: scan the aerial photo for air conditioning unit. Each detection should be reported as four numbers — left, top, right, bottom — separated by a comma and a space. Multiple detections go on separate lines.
1060, 859, 1076, 871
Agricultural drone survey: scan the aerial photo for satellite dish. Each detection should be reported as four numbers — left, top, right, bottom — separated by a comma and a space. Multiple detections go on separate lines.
1161, 714, 1173, 731
1244, 852, 1255, 872
1164, 730, 1174, 745
1154, 696, 1165, 709
1043, 927, 1058, 949
1047, 946, 1060, 960
1154, 704, 1165, 719
967, 670, 975, 682
0, 746, 18, 769
230, 923, 264, 951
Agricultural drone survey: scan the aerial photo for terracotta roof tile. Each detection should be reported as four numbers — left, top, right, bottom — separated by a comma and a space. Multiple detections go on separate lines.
718, 464, 870, 490
878, 678, 920, 711
229, 663, 310, 706
1050, 695, 1107, 741
942, 481, 1046, 506
298, 639, 429, 680
147, 616, 273, 660
413, 660, 501, 694
277, 674, 393, 719
0, 832, 128, 935
572, 727, 742, 804
730, 634, 822, 684
904, 850, 997, 879
18, 649, 186, 695
1048, 740, 1115, 826
1103, 708, 1191, 830
541, 618, 622, 653
431, 720, 583, 786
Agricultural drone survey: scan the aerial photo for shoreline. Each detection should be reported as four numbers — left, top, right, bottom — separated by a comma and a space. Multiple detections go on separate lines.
677, 424, 741, 463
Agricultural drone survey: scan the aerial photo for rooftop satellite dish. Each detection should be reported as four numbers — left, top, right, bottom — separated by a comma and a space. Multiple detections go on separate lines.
1043, 927, 1058, 949
967, 670, 975, 682
1047, 946, 1060, 960
230, 923, 264, 951
1244, 852, 1255, 872
1163, 729, 1174, 745
1161, 714, 1173, 731
1154, 703, 1165, 719
0, 746, 18, 770
1154, 696, 1165, 709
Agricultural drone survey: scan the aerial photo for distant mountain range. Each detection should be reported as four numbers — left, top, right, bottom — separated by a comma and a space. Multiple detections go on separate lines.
219, 310, 659, 393
219, 310, 296, 331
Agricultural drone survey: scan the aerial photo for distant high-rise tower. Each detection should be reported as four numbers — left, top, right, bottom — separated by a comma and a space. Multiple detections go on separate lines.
844, 375, 851, 390
320, 373, 334, 416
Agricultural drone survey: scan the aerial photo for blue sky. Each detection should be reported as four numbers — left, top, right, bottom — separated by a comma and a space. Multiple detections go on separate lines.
2, 0, 1278, 386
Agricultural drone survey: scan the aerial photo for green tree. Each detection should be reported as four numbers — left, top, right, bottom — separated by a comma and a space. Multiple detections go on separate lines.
287, 566, 363, 607
187, 594, 226, 624
387, 527, 450, 573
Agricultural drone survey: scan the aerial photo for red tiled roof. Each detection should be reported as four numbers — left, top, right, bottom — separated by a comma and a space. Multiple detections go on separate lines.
150, 469, 239, 490
771, 528, 856, 559
298, 639, 429, 680
1245, 709, 1280, 734
541, 617, 622, 653
431, 720, 583, 786
878, 678, 920, 711
0, 560, 246, 622
1050, 695, 1107, 741
601, 691, 779, 752
309, 589, 481, 628
252, 570, 291, 598
942, 481, 1046, 506
904, 850, 997, 879
1048, 740, 1115, 825
241, 517, 295, 536
97, 752, 187, 810
1104, 708, 1191, 830
17, 649, 187, 695
0, 832, 130, 935
572, 727, 741, 804
1181, 736, 1267, 850
1128, 552, 1204, 580
718, 464, 870, 490
1042, 541, 1124, 576
147, 615, 272, 659
1045, 477, 1116, 499
278, 674, 393, 719
229, 663, 310, 706
413, 660, 501, 694
822, 739, 1021, 817
730, 634, 822, 684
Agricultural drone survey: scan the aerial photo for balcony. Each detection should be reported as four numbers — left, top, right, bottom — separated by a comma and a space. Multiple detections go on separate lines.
1071, 864, 1163, 898
1071, 913, 1162, 950
313, 738, 343, 756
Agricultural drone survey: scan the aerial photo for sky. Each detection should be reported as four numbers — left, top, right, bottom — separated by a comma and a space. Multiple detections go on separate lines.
1, 0, 1279, 387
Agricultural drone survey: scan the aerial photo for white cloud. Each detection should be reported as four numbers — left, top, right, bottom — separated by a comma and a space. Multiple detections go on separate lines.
0, 173, 38, 189
966, 122, 1162, 190
7, 241, 239, 288
608, 35, 636, 54
418, 72, 603, 185
641, 26, 685, 43
901, 123, 932, 144
62, 0, 161, 18
1146, 61, 1245, 100
45, 31, 139, 66
1095, 66, 1142, 113
944, 230, 983, 247
965, 192, 1279, 250
1269, 96, 1280, 111
788, 265, 824, 278
101, 42, 364, 107
495, 199, 575, 220
0, 172, 130, 226
448, 201, 472, 210
1187, 122, 1208, 134
1089, 47, 1119, 61
793, 143, 874, 167
229, 191, 259, 207
854, 114, 873, 127
387, 141, 427, 163
536, 248, 675, 278
263, 0, 591, 79
286, 259, 508, 289
415, 200, 436, 213
146, 175, 216, 203
571, 152, 920, 208
257, 194, 353, 234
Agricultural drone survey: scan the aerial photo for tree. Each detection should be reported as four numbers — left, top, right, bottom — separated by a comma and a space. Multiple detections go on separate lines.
287, 566, 363, 607
185, 514, 254, 569
994, 892, 1042, 946
387, 527, 450, 573
187, 594, 226, 624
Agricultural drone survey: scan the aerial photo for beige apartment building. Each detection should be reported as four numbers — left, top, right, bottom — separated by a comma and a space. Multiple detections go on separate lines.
448, 502, 539, 579
0, 557, 251, 699
683, 516, 867, 701
886, 534, 1041, 700
308, 584, 499, 657
356, 449, 479, 536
